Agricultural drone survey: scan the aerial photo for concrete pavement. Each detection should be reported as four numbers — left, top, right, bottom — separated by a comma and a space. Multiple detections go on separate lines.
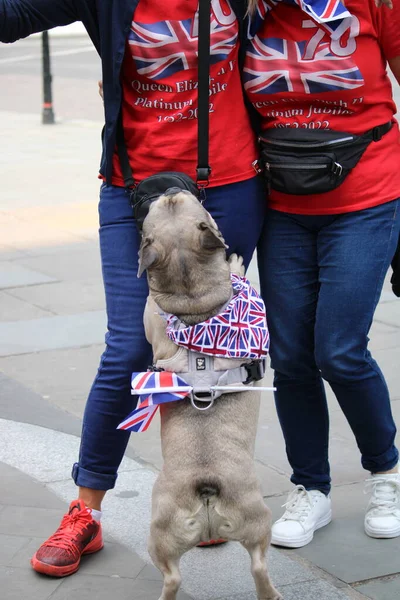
1, 37, 400, 600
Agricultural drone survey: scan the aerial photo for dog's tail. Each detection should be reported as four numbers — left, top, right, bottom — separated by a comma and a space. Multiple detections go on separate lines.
194, 478, 221, 501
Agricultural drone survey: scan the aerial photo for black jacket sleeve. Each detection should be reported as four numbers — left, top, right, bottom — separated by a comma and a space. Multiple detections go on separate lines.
391, 235, 400, 297
0, 0, 83, 43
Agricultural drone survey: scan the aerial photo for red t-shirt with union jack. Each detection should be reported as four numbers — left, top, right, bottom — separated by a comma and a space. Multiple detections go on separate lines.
109, 0, 257, 188
245, 0, 400, 214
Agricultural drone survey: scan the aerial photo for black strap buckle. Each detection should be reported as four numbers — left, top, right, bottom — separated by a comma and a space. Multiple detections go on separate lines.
372, 126, 382, 142
196, 166, 211, 187
242, 359, 265, 385
372, 121, 392, 142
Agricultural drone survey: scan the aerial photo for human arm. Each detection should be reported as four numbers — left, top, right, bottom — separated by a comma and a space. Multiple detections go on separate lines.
388, 56, 400, 85
0, 0, 81, 43
375, 0, 393, 7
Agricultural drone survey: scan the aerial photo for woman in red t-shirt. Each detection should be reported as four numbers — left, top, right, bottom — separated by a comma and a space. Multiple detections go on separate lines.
247, 0, 400, 547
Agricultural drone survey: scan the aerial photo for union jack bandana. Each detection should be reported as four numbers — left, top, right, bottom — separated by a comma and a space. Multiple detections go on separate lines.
165, 274, 269, 359
117, 371, 192, 432
249, 0, 353, 40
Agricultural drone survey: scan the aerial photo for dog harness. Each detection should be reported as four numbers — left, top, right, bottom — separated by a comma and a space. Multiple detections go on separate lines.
117, 275, 271, 432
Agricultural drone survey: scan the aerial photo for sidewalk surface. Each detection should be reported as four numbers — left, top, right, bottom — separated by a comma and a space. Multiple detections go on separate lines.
1, 38, 400, 600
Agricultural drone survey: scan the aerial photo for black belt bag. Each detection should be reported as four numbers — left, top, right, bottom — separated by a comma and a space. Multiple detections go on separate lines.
130, 172, 200, 229
258, 122, 392, 195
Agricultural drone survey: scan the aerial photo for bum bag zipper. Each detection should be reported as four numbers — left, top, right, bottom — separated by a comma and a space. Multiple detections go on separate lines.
265, 162, 328, 170
265, 161, 343, 176
260, 136, 354, 149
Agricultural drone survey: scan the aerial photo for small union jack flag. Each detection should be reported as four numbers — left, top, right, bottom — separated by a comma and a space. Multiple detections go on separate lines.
128, 0, 238, 80
244, 36, 363, 95
166, 274, 269, 360
117, 371, 192, 432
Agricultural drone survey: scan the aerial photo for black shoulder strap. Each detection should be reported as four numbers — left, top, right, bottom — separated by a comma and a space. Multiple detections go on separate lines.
117, 0, 212, 189
196, 0, 212, 184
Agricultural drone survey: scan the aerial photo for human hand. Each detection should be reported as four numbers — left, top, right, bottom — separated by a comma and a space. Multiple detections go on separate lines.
98, 80, 104, 101
375, 0, 393, 8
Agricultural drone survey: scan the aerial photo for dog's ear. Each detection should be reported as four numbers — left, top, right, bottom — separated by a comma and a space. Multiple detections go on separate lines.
198, 222, 228, 250
138, 236, 159, 278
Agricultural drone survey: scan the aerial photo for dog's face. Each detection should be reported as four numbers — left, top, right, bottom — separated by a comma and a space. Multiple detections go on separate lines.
138, 190, 232, 321
138, 190, 227, 281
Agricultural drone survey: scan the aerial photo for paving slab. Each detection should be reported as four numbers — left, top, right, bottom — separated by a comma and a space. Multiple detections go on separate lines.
0, 290, 52, 320
0, 214, 88, 254
7, 278, 105, 315
14, 247, 102, 282
255, 460, 293, 497
0, 462, 66, 510
0, 243, 31, 261
0, 345, 101, 421
221, 579, 361, 600
0, 371, 83, 438
0, 505, 67, 538
0, 534, 31, 565
374, 300, 400, 328
0, 261, 56, 289
0, 309, 106, 356
51, 573, 192, 600
355, 575, 400, 600
0, 565, 62, 600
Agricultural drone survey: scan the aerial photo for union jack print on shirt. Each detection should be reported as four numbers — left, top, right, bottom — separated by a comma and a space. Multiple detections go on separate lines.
166, 274, 269, 359
249, 0, 352, 39
244, 36, 364, 95
117, 371, 192, 432
128, 0, 237, 80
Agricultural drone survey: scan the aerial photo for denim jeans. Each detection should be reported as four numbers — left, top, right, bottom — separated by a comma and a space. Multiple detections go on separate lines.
257, 200, 400, 494
72, 176, 266, 490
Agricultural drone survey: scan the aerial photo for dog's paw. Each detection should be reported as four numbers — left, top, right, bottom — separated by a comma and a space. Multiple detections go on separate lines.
228, 253, 245, 277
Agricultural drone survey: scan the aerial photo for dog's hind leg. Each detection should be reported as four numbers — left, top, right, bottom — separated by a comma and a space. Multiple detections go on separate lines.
237, 498, 282, 600
241, 538, 283, 600
242, 539, 283, 600
148, 534, 183, 600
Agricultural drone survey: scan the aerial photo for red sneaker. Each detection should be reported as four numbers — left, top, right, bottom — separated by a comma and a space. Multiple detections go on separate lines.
197, 538, 227, 547
31, 499, 103, 577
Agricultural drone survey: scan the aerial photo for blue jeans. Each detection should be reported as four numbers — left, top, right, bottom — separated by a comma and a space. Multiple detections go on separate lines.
72, 176, 266, 490
257, 200, 400, 494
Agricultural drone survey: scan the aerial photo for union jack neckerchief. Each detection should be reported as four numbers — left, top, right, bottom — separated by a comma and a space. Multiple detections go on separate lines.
166, 274, 269, 360
249, 0, 353, 40
117, 274, 269, 433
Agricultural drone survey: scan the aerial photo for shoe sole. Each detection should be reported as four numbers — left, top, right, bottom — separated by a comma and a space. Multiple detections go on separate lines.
197, 539, 227, 547
365, 524, 400, 539
271, 509, 332, 549
31, 537, 104, 577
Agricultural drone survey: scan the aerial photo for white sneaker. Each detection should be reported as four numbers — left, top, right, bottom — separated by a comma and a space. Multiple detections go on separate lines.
364, 473, 400, 538
271, 485, 332, 548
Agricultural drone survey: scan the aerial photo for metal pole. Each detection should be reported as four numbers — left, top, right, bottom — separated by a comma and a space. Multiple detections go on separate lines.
41, 31, 55, 124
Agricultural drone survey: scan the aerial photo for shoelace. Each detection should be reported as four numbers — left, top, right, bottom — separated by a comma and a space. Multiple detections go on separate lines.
44, 507, 94, 553
365, 476, 400, 517
281, 485, 314, 524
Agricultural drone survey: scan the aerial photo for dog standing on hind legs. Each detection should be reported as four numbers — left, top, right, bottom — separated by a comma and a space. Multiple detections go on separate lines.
138, 189, 282, 600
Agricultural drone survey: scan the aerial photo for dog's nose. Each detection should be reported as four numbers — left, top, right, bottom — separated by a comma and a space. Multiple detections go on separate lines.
165, 186, 185, 196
